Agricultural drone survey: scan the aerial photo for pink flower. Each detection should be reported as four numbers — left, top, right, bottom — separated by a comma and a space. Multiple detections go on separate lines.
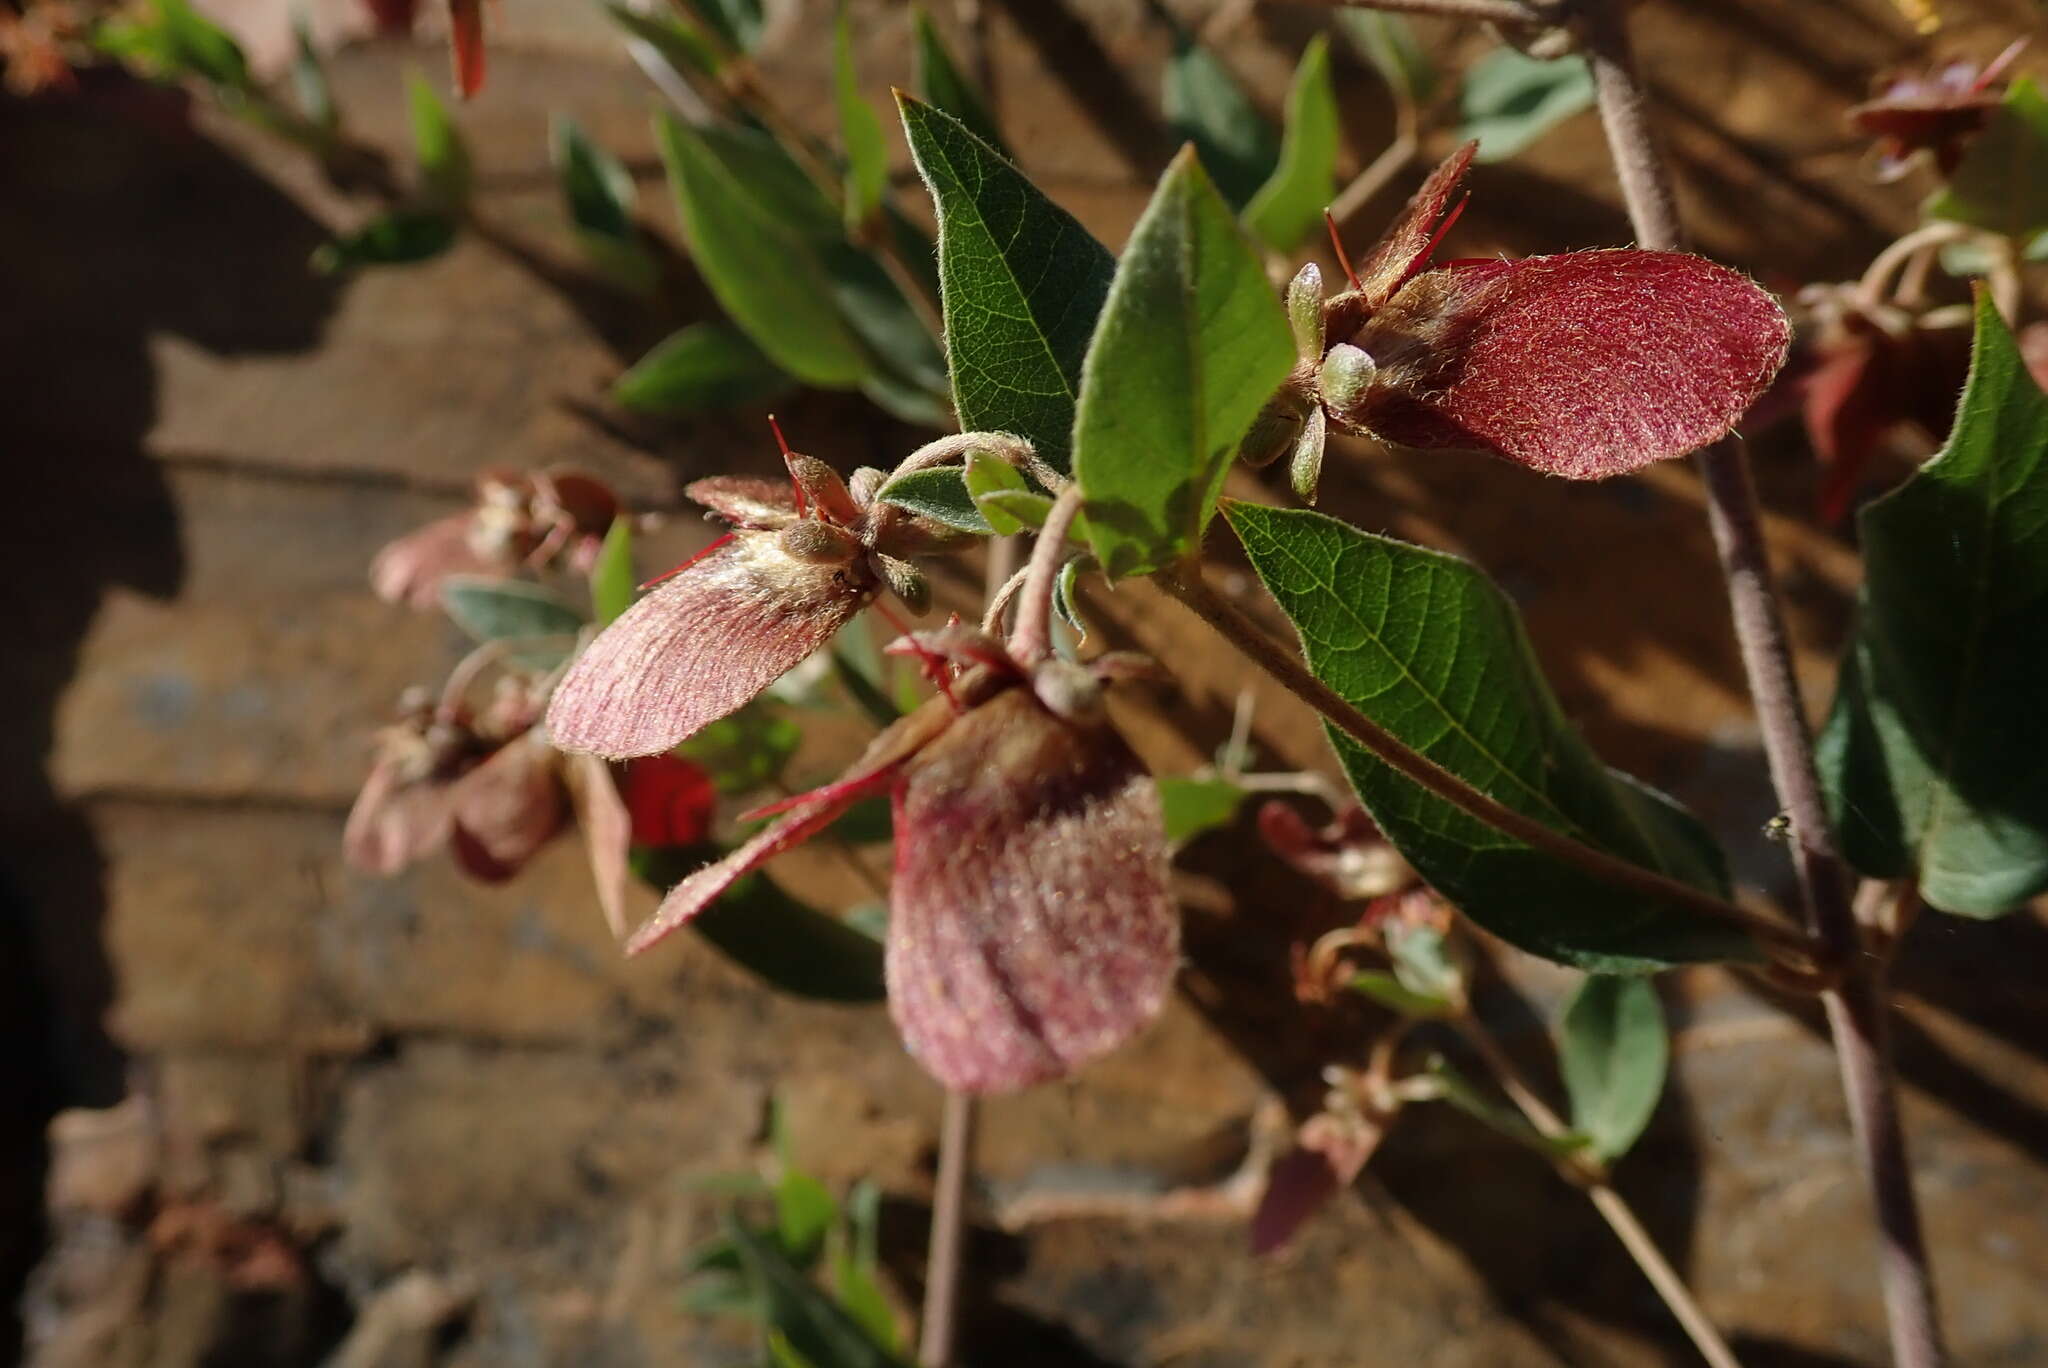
370, 467, 620, 610
1246, 143, 1791, 495
1847, 40, 2026, 181
545, 426, 968, 760
623, 628, 1180, 1093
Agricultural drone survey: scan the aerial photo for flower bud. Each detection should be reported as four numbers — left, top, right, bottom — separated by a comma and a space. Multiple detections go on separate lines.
1286, 261, 1324, 358
1317, 343, 1377, 413
777, 519, 862, 565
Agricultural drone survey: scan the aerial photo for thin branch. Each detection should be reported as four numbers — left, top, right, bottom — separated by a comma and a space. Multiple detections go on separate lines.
1457, 1022, 1742, 1368
1008, 486, 1088, 665
1329, 128, 1419, 231
919, 1089, 978, 1366
1577, 4, 1945, 1363
1153, 565, 1815, 959
1317, 0, 1542, 23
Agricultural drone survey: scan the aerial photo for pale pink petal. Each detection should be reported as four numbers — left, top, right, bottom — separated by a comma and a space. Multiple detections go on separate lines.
1354, 251, 1791, 479
369, 512, 494, 610
446, 731, 569, 882
545, 531, 869, 759
564, 752, 633, 939
887, 689, 1180, 1093
343, 757, 456, 875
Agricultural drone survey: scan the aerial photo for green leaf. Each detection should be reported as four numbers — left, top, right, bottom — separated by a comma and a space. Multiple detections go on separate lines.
1456, 47, 1595, 164
1424, 1054, 1589, 1159
613, 323, 794, 415
1156, 776, 1245, 844
1928, 77, 2048, 246
681, 1268, 760, 1317
832, 1182, 897, 1351
776, 1170, 837, 1268
1074, 151, 1295, 580
658, 114, 870, 388
154, 0, 249, 90
833, 6, 890, 232
678, 705, 804, 795
1223, 502, 1751, 972
290, 18, 337, 135
727, 1224, 912, 1368
1162, 31, 1280, 210
899, 96, 1117, 474
553, 116, 656, 293
407, 70, 471, 209
440, 576, 586, 644
1939, 231, 2048, 279
1346, 971, 1451, 1018
603, 2, 723, 76
1243, 36, 1341, 254
680, 0, 764, 53
1052, 558, 1088, 640
1335, 10, 1436, 113
312, 209, 458, 272
962, 451, 1034, 534
633, 847, 886, 1002
875, 467, 993, 535
1386, 921, 1461, 1004
911, 7, 1006, 155
1558, 975, 1668, 1163
591, 517, 636, 627
819, 245, 951, 401
1818, 296, 2048, 916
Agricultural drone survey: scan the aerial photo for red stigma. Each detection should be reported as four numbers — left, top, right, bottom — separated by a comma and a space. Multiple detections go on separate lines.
1326, 211, 1362, 292
638, 531, 734, 590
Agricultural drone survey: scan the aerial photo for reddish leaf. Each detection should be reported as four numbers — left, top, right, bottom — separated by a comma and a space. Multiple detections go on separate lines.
448, 0, 484, 99
1353, 250, 1790, 479
546, 531, 872, 759
1801, 343, 1888, 526
566, 751, 634, 938
887, 686, 1179, 1093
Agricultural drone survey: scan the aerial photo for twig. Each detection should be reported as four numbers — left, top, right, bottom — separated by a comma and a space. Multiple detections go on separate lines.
919, 1073, 978, 1365
1456, 1021, 1742, 1368
1317, 0, 1542, 23
1152, 564, 1814, 958
1329, 128, 1420, 231
1008, 486, 1088, 665
1576, 4, 1945, 1363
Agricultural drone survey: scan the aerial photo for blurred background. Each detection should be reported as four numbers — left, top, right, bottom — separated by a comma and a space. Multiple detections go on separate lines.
4, 0, 2047, 1363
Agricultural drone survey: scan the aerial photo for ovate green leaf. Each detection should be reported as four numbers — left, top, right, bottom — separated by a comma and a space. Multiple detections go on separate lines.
1162, 31, 1279, 210
1224, 502, 1751, 972
1157, 775, 1245, 844
911, 7, 1006, 154
602, 3, 723, 76
1928, 76, 2048, 246
833, 6, 890, 231
1819, 296, 2048, 916
407, 70, 471, 208
899, 96, 1116, 474
1074, 151, 1294, 579
658, 114, 870, 388
613, 323, 793, 415
874, 467, 992, 535
1457, 47, 1595, 164
1244, 35, 1341, 254
1557, 975, 1668, 1162
552, 116, 656, 293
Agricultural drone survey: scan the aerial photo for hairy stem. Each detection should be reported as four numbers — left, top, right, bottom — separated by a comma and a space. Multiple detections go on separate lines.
919, 1088, 978, 1365
1154, 565, 1813, 958
1455, 1021, 1741, 1368
1577, 4, 1944, 1363
1322, 0, 1541, 23
1008, 486, 1087, 665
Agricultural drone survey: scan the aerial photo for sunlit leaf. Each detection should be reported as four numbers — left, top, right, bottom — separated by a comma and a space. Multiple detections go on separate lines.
728, 1224, 912, 1368
1074, 150, 1294, 579
1820, 296, 2048, 916
591, 517, 636, 627
899, 96, 1116, 473
1457, 47, 1595, 163
677, 705, 804, 795
1244, 35, 1341, 254
408, 70, 471, 208
1224, 502, 1752, 972
1558, 974, 1668, 1162
680, 0, 763, 54
875, 467, 993, 535
613, 323, 794, 415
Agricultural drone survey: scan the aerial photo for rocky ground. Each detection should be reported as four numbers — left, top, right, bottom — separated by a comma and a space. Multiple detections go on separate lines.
4, 1, 2047, 1364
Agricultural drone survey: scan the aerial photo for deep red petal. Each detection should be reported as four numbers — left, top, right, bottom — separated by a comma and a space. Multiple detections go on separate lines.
1356, 250, 1790, 479
887, 689, 1179, 1093
1348, 142, 1477, 309
545, 531, 868, 759
449, 0, 485, 99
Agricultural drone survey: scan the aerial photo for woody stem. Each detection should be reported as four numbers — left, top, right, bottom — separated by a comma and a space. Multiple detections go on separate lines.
1319, 0, 1542, 22
1008, 486, 1088, 666
1152, 564, 1815, 959
1576, 3, 1943, 1363
918, 1090, 977, 1366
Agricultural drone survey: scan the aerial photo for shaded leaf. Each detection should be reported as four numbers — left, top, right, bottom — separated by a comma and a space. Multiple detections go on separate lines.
775, 1170, 836, 1268
1457, 47, 1595, 164
727, 1224, 912, 1368
1224, 502, 1751, 972
312, 209, 457, 272
833, 1182, 897, 1351
899, 96, 1117, 473
1335, 10, 1436, 113
633, 846, 886, 1002
156, 0, 249, 89
1162, 30, 1279, 210
1424, 1054, 1588, 1158
680, 0, 764, 54
407, 69, 471, 208
833, 6, 890, 231
1156, 775, 1245, 844
875, 467, 993, 535
603, 2, 723, 77
1346, 970, 1451, 1017
658, 114, 869, 387
441, 576, 586, 643
591, 517, 636, 626
679, 705, 804, 796
1244, 35, 1341, 254
1927, 76, 2048, 246
911, 7, 1005, 154
553, 115, 656, 293
1558, 974, 1668, 1162
613, 323, 794, 415
1074, 150, 1294, 579
1820, 296, 2048, 916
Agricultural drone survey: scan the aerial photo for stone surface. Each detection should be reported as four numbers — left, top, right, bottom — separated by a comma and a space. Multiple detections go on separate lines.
6, 2, 2048, 1366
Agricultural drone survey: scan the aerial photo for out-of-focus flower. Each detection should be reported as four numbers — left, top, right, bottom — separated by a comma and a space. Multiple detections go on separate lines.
1244, 143, 1790, 498
1250, 1064, 1398, 1256
342, 687, 492, 876
623, 628, 1179, 1094
546, 426, 971, 760
1256, 800, 1412, 903
0, 0, 84, 94
370, 466, 619, 610
1848, 39, 2026, 182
